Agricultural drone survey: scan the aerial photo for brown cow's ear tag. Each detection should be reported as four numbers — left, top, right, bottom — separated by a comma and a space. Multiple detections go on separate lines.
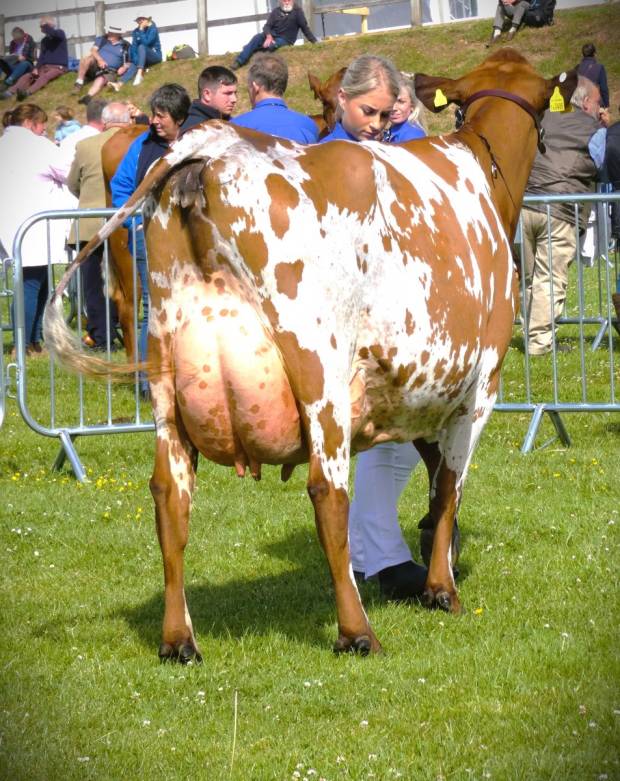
434, 88, 448, 108
549, 86, 565, 113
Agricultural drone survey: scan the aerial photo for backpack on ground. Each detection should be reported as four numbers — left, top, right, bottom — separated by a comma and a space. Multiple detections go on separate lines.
167, 44, 197, 61
523, 0, 556, 27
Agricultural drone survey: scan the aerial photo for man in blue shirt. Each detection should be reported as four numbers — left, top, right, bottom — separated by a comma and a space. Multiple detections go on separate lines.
232, 53, 318, 144
73, 27, 129, 103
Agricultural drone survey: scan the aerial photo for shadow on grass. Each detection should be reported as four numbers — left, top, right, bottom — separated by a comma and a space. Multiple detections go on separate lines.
120, 526, 470, 653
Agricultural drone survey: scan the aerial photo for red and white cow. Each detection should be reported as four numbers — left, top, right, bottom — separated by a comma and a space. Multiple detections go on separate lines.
44, 50, 576, 661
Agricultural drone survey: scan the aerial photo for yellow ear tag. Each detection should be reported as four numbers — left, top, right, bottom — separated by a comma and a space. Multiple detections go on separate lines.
549, 86, 565, 113
434, 88, 448, 108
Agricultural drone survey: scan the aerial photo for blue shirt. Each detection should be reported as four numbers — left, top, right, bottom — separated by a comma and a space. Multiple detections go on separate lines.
94, 35, 128, 70
386, 121, 426, 143
319, 122, 359, 144
589, 128, 607, 170
232, 98, 319, 144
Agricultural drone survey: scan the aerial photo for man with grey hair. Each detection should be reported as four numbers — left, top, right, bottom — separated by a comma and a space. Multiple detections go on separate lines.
520, 77, 608, 355
59, 99, 108, 171
66, 101, 133, 350
232, 53, 318, 143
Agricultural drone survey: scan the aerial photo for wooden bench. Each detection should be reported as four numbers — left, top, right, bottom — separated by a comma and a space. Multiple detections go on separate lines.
315, 5, 370, 36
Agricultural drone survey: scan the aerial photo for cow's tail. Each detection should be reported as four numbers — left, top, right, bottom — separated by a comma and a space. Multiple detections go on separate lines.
43, 121, 232, 380
43, 154, 177, 380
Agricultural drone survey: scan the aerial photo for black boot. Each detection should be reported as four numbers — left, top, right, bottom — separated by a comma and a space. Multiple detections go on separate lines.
378, 561, 428, 601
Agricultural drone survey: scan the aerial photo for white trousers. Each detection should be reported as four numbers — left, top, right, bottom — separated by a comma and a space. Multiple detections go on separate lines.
349, 442, 422, 578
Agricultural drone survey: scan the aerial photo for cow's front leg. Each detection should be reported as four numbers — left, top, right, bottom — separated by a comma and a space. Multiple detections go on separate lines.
414, 439, 461, 574
307, 455, 382, 655
421, 458, 461, 614
150, 408, 200, 663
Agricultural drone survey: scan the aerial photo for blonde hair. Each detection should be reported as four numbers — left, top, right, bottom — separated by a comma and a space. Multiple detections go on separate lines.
340, 55, 400, 101
336, 55, 400, 123
397, 74, 428, 133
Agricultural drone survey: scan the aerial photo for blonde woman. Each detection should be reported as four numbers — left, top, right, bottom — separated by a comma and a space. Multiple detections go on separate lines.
321, 54, 428, 600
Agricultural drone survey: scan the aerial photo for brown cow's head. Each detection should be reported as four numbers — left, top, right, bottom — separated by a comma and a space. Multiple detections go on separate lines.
414, 48, 578, 118
308, 67, 347, 132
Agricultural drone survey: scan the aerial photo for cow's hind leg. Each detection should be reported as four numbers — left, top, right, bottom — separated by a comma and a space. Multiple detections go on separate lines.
307, 454, 381, 655
150, 394, 200, 663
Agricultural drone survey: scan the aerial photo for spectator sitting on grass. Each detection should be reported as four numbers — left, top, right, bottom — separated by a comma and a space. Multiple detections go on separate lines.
0, 28, 36, 92
53, 105, 82, 144
230, 0, 316, 71
73, 26, 129, 104
1, 16, 68, 102
110, 16, 162, 89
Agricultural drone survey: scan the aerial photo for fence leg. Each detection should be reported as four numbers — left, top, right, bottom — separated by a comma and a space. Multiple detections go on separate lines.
521, 404, 544, 454
547, 410, 571, 448
521, 405, 571, 453
590, 320, 608, 351
53, 430, 88, 483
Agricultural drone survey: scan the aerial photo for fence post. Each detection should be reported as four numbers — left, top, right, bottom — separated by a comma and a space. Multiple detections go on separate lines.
302, 0, 315, 34
196, 0, 208, 55
0, 15, 5, 57
94, 1, 105, 36
410, 0, 422, 26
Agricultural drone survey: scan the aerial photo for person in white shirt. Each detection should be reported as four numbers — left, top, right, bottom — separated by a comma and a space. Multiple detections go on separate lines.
0, 103, 76, 355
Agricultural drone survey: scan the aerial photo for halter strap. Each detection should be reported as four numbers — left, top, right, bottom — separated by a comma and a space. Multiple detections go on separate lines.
455, 89, 546, 153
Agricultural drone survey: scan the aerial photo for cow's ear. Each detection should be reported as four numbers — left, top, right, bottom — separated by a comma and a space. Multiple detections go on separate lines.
543, 68, 578, 110
308, 72, 322, 101
414, 74, 463, 113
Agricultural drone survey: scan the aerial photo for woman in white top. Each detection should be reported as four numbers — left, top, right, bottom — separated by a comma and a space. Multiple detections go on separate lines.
0, 103, 75, 354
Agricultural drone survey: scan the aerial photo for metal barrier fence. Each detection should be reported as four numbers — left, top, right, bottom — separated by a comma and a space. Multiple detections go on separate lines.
2, 195, 619, 480
7, 208, 154, 482
502, 192, 619, 451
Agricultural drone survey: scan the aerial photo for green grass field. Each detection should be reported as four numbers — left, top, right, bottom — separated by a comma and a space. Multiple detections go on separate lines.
1, 6, 620, 779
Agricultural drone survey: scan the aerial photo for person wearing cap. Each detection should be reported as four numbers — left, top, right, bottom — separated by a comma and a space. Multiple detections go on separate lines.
73, 27, 129, 103
117, 16, 162, 88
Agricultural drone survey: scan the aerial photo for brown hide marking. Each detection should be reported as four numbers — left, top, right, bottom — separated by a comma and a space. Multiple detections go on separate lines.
318, 402, 344, 460
300, 143, 376, 222
261, 298, 325, 404
330, 334, 337, 350
275, 260, 304, 299
382, 234, 393, 252
358, 346, 369, 360
235, 228, 269, 279
393, 362, 417, 388
266, 173, 300, 240
277, 330, 325, 405
405, 309, 415, 336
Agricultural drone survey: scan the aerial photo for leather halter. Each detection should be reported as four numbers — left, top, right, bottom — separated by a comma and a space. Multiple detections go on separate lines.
454, 89, 546, 153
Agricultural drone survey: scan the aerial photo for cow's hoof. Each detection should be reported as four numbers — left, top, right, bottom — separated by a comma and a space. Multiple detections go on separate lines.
158, 641, 203, 664
333, 634, 380, 656
422, 588, 461, 614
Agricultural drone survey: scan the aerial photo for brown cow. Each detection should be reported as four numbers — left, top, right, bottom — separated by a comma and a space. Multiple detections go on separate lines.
44, 50, 577, 662
100, 123, 147, 361
308, 67, 346, 137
